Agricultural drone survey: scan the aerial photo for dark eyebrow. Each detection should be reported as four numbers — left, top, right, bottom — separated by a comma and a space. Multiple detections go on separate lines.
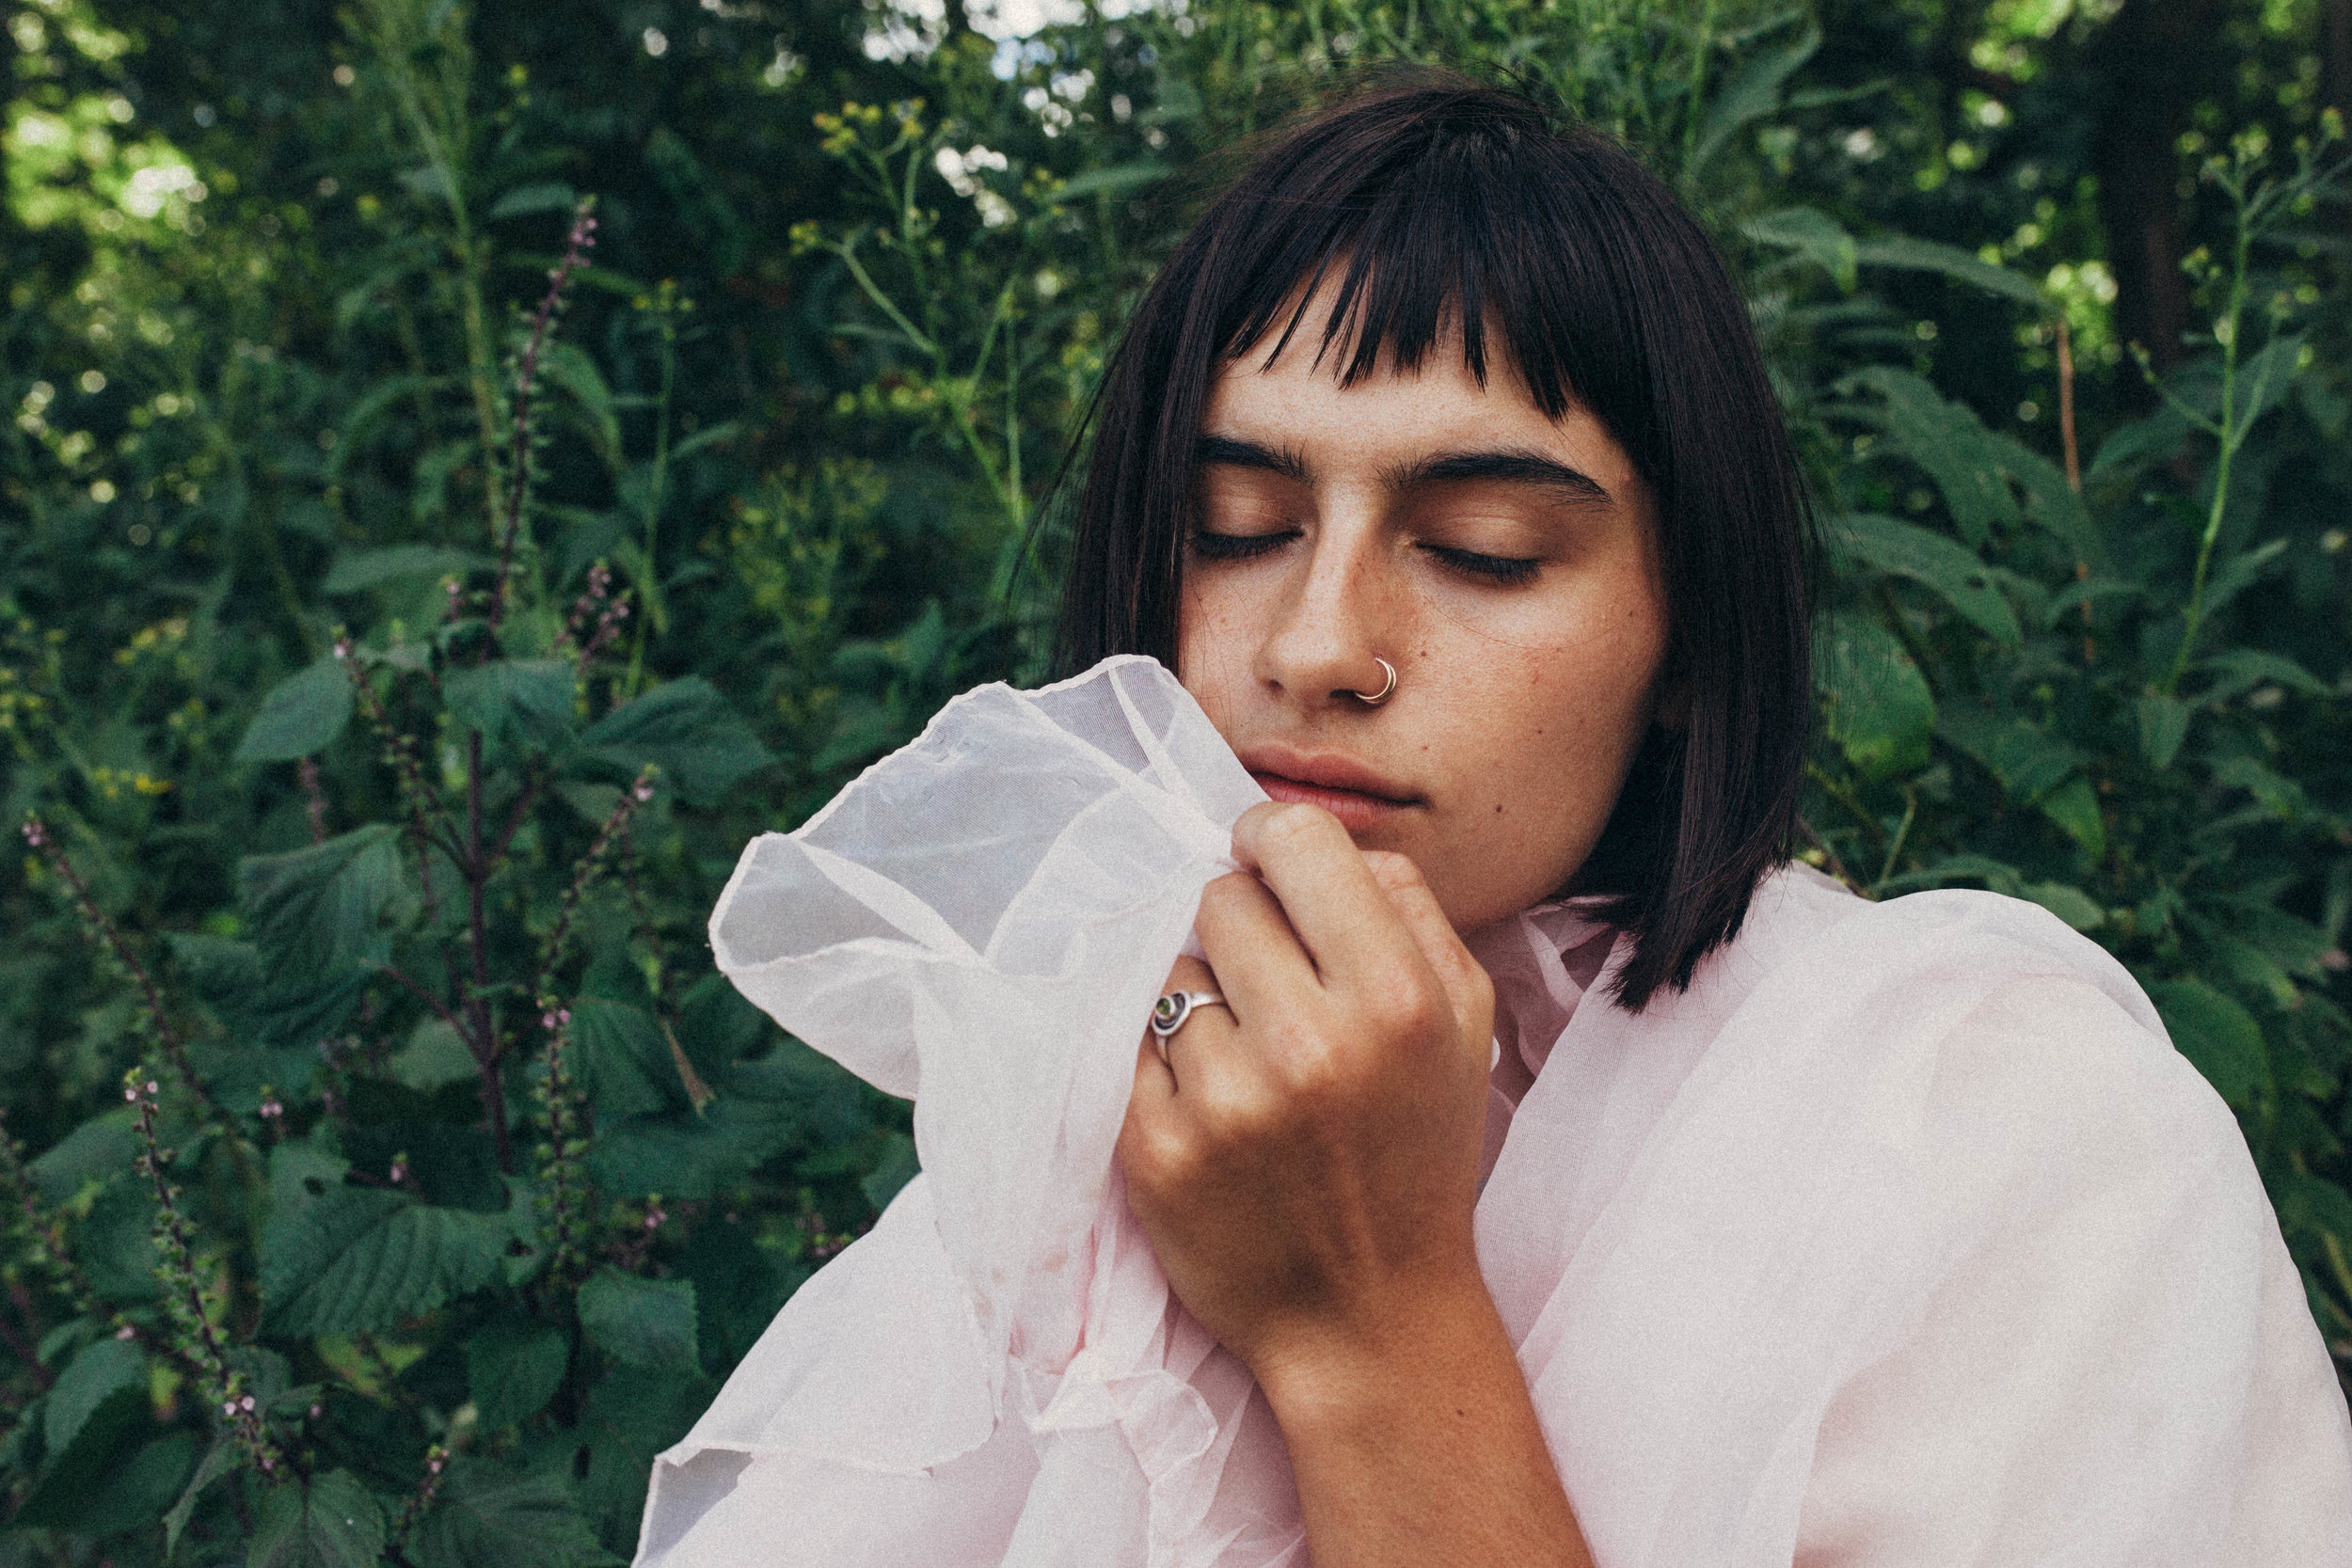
1386, 448, 1613, 504
1196, 435, 1311, 483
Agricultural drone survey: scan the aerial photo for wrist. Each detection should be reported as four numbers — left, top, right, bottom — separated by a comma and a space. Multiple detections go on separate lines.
1245, 1266, 1511, 1439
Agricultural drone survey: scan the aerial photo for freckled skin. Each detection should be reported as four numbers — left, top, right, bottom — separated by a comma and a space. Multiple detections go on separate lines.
1176, 310, 1673, 935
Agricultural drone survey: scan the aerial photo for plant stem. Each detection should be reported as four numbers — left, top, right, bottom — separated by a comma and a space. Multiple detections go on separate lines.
127, 1073, 284, 1479
1872, 787, 1917, 893
2163, 177, 2254, 696
464, 732, 511, 1172
624, 285, 678, 699
2057, 317, 2094, 662
490, 206, 598, 635
22, 817, 204, 1102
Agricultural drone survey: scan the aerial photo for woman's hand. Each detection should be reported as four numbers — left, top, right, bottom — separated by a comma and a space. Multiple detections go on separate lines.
1118, 800, 1594, 1568
1117, 799, 1497, 1382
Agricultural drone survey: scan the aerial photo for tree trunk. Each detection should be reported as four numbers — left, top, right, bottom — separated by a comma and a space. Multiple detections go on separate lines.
2087, 0, 2228, 375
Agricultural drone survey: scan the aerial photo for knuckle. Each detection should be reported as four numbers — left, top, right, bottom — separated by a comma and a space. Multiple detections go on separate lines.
1198, 871, 1256, 915
1360, 848, 1427, 892
1268, 1028, 1348, 1101
1161, 953, 1213, 991
1256, 800, 1335, 850
1120, 1116, 1193, 1192
1362, 967, 1441, 1033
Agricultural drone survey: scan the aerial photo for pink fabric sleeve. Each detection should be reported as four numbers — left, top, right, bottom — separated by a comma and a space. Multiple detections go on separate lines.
1788, 975, 2352, 1565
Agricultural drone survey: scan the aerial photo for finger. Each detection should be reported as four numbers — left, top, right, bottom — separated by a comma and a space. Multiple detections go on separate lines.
1125, 1031, 1176, 1123
1361, 850, 1494, 1048
1190, 870, 1321, 1022
1229, 800, 1421, 989
1144, 951, 1252, 1101
1118, 1037, 1185, 1206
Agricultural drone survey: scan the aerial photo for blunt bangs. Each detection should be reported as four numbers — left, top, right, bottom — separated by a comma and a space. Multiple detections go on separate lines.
1056, 71, 1815, 1012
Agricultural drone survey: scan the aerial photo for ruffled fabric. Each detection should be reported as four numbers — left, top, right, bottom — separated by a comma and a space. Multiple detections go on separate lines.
644, 657, 1304, 1566
638, 657, 2352, 1567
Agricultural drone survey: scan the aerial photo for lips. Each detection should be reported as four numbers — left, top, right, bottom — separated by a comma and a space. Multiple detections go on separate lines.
1237, 745, 1422, 832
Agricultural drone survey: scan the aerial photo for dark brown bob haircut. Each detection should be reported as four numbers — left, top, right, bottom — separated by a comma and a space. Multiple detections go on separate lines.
1054, 73, 1813, 1011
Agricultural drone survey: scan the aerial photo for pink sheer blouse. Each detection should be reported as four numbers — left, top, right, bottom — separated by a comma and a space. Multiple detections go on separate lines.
636, 657, 2352, 1567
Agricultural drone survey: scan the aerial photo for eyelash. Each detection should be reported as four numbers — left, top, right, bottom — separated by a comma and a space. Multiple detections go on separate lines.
1188, 530, 1295, 563
1420, 544, 1542, 587
1187, 531, 1542, 587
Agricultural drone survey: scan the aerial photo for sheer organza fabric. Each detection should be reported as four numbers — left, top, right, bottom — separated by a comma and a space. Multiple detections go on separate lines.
639, 657, 2352, 1567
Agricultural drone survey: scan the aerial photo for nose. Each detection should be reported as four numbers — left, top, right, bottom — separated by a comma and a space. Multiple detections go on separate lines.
1255, 509, 1405, 708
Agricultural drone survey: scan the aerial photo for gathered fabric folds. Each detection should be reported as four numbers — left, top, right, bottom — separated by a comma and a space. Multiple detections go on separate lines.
639, 656, 2352, 1568
643, 656, 1301, 1568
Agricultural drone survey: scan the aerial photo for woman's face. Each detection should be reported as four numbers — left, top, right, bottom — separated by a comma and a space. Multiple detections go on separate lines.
1177, 306, 1673, 935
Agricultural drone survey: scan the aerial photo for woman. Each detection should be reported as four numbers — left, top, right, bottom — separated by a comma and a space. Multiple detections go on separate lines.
646, 76, 2352, 1565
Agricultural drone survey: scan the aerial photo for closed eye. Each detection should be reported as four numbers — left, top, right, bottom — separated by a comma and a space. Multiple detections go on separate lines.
1190, 530, 1298, 562
1419, 543, 1541, 586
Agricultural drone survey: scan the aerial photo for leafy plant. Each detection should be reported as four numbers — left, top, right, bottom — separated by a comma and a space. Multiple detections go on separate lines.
0, 0, 2347, 1560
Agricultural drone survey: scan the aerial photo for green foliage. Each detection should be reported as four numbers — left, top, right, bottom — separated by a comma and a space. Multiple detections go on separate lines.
0, 0, 2346, 1559
248, 1472, 386, 1568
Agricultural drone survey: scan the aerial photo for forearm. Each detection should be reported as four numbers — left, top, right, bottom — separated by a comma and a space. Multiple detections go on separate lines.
1251, 1276, 1595, 1568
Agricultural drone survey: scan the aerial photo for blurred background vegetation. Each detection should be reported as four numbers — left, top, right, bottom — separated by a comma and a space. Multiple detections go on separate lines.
0, 0, 2348, 1559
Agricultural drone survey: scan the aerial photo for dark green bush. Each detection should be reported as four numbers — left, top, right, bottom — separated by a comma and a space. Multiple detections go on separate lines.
0, 0, 2345, 1560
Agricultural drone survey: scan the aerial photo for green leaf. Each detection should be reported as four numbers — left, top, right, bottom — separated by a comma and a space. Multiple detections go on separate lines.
2211, 754, 2307, 821
239, 824, 411, 983
1845, 368, 2019, 545
259, 1187, 510, 1337
1935, 706, 2084, 804
1052, 160, 1168, 202
398, 164, 456, 203
269, 1132, 352, 1232
166, 1435, 245, 1559
25, 1107, 139, 1204
2146, 977, 2272, 1107
2020, 880, 2106, 931
2138, 693, 2192, 770
1982, 430, 2101, 564
860, 1132, 919, 1213
587, 1095, 801, 1200
87, 1431, 198, 1536
322, 545, 487, 594
412, 1458, 617, 1568
236, 660, 355, 764
578, 1366, 714, 1544
2232, 333, 2305, 436
46, 1336, 147, 1457
2198, 647, 2333, 703
387, 1017, 481, 1091
467, 1319, 571, 1431
1741, 205, 1857, 292
577, 1269, 699, 1370
568, 998, 685, 1118
76, 1172, 164, 1302
535, 341, 620, 468
486, 182, 580, 221
2037, 773, 2106, 863
2086, 404, 2192, 489
2201, 537, 2292, 623
1690, 21, 1818, 175
573, 676, 772, 805
248, 1469, 386, 1568
11, 1340, 152, 1527
1852, 233, 2046, 308
1833, 514, 2020, 643
2214, 899, 2335, 982
2275, 1171, 2352, 1249
442, 658, 575, 758
1817, 613, 1934, 781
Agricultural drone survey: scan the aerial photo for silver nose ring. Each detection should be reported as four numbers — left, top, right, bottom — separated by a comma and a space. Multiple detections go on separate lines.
1351, 657, 1397, 705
